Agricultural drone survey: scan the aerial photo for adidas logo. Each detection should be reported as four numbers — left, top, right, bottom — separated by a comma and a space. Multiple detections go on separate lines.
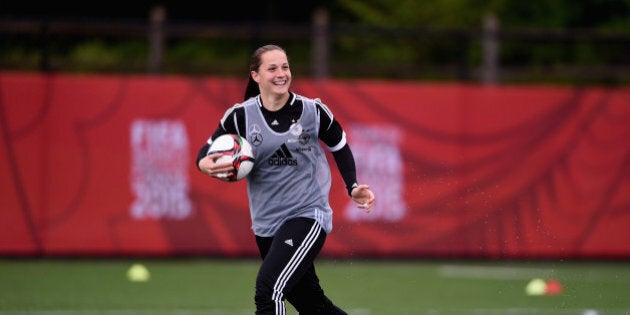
268, 144, 298, 166
284, 239, 294, 247
271, 119, 279, 126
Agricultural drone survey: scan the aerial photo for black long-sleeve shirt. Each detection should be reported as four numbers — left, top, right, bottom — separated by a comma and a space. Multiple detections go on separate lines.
196, 92, 358, 195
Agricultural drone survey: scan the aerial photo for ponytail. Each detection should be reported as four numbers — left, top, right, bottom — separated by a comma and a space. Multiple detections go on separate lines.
243, 74, 259, 101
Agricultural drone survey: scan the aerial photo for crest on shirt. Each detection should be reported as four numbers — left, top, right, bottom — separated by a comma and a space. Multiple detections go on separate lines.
288, 122, 309, 146
289, 122, 303, 136
298, 133, 310, 145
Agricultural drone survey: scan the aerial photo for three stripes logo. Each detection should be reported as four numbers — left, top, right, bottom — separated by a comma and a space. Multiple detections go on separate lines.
268, 144, 298, 166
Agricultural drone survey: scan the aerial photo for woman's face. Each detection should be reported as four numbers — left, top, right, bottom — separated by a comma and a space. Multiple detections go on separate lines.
252, 49, 291, 98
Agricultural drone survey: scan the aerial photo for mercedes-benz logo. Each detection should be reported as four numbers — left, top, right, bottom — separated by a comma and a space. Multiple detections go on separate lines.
249, 124, 261, 134
251, 133, 263, 146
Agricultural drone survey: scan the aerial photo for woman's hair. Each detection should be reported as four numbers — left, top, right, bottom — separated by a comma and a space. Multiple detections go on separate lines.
243, 44, 287, 101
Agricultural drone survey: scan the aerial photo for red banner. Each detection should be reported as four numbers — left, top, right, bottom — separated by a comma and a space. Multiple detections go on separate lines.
1, 72, 628, 258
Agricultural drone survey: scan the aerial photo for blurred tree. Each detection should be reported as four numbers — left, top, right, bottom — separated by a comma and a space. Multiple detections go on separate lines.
331, 0, 501, 26
497, 0, 630, 29
571, 0, 630, 29
331, 0, 630, 29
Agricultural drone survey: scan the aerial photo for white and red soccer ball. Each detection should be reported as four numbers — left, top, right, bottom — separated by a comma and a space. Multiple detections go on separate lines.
208, 134, 255, 181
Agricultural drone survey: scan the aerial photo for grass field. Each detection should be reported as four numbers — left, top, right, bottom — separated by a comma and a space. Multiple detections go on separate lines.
1, 258, 629, 315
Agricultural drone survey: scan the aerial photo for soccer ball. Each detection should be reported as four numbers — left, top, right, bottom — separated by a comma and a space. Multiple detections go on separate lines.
207, 134, 255, 181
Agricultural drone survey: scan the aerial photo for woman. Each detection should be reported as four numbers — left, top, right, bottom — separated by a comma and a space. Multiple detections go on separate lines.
197, 44, 375, 315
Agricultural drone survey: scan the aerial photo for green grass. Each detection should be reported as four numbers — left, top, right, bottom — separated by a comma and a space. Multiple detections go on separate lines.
1, 258, 629, 315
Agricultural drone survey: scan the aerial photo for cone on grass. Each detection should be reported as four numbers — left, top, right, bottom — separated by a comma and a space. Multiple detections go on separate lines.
126, 263, 150, 282
525, 278, 546, 296
525, 278, 563, 296
545, 279, 563, 295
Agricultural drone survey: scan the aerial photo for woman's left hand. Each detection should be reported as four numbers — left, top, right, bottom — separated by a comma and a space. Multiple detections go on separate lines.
351, 184, 376, 212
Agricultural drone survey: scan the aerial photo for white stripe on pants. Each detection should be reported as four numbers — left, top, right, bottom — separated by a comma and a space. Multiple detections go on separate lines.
271, 221, 322, 315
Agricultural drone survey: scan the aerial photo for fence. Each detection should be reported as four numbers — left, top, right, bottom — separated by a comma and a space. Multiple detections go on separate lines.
1, 6, 629, 84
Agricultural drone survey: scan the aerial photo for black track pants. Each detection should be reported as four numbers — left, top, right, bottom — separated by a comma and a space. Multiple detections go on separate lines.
255, 217, 347, 315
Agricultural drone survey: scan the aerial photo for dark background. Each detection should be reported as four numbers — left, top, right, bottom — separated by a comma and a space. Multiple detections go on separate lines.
1, 1, 321, 21
2, 1, 629, 84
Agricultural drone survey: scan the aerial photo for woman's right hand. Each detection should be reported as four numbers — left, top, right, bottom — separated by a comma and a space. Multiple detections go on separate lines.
198, 153, 235, 182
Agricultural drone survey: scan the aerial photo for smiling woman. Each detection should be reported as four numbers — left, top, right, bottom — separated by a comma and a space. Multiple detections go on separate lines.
196, 44, 375, 314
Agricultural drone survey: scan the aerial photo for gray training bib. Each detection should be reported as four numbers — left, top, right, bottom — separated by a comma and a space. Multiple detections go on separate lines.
243, 95, 333, 237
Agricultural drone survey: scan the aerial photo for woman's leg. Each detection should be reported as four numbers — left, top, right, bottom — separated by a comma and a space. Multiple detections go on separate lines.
285, 264, 347, 315
254, 217, 344, 315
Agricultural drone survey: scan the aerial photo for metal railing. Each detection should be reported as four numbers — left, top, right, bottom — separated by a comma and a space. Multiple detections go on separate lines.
1, 7, 629, 85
